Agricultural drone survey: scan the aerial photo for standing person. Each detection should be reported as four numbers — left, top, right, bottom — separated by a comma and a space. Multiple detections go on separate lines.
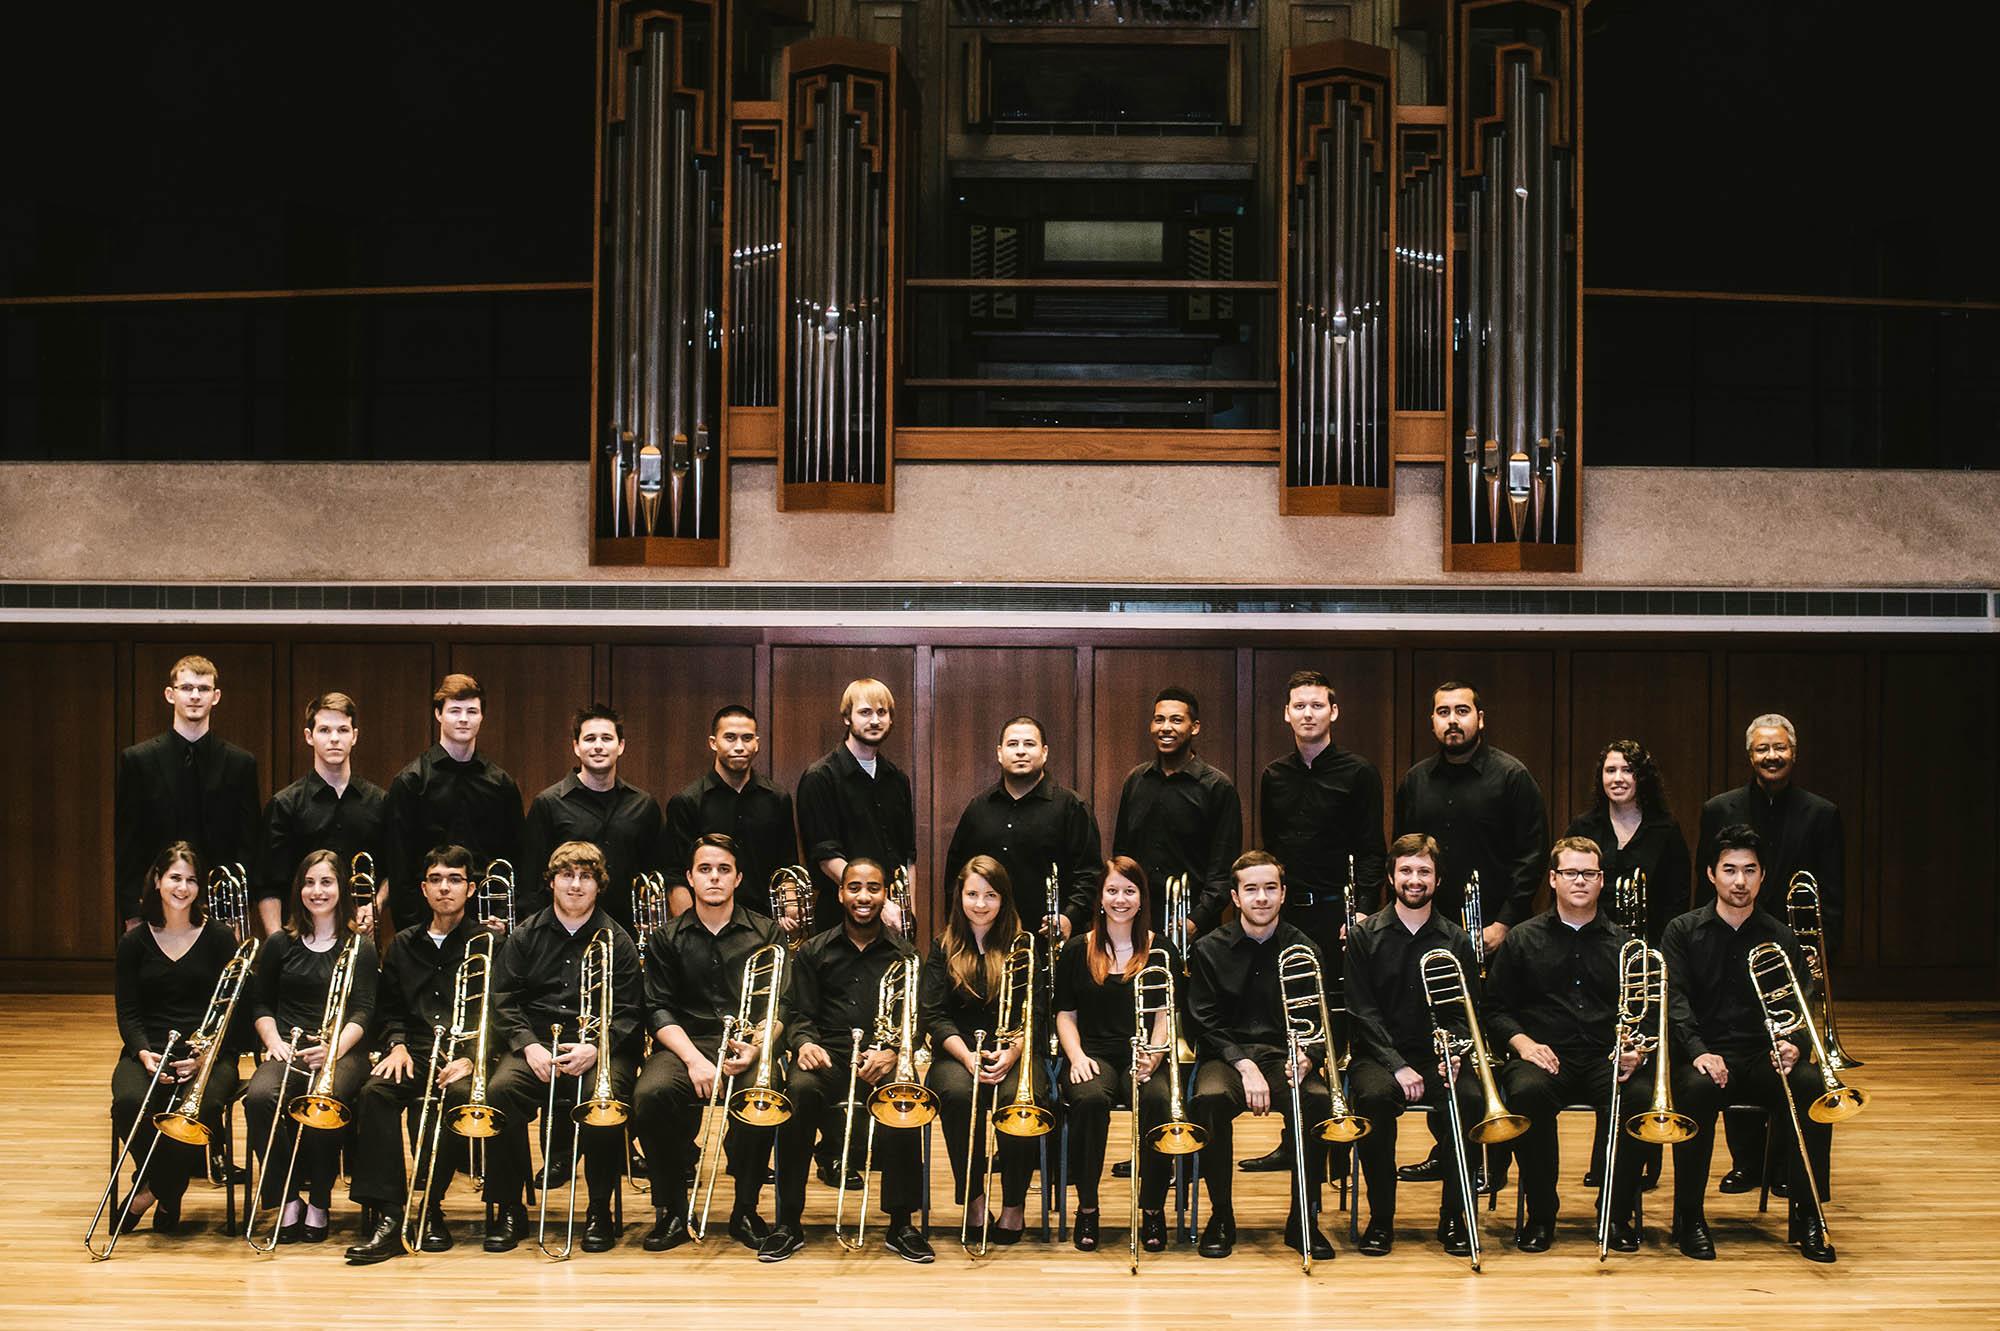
257, 691, 401, 937
662, 705, 799, 921
522, 703, 663, 931
796, 679, 916, 926
1110, 687, 1242, 941
943, 716, 1102, 938
1248, 668, 1385, 1173
115, 653, 261, 931
387, 674, 525, 932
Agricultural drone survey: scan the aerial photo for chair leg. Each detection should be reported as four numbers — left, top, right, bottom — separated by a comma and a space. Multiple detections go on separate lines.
1055, 1115, 1070, 1242
1757, 1108, 1774, 1215
920, 1120, 932, 1239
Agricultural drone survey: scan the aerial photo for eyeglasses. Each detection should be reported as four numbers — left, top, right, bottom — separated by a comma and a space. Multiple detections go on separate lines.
1552, 868, 1603, 883
172, 683, 216, 695
423, 873, 470, 886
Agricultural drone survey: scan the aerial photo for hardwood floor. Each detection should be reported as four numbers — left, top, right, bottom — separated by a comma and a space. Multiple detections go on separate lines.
13, 997, 1997, 1329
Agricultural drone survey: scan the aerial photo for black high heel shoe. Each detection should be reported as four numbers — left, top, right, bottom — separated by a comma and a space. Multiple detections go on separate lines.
1139, 1210, 1168, 1252
1072, 1210, 1099, 1252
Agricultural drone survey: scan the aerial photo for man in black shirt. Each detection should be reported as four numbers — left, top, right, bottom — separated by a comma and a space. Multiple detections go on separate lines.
1662, 825, 1836, 1264
761, 859, 931, 1264
481, 841, 643, 1254
522, 703, 663, 931
796, 678, 916, 926
388, 674, 526, 932
1111, 686, 1242, 940
943, 715, 1102, 936
663, 705, 799, 922
631, 833, 786, 1254
1185, 850, 1334, 1260
1344, 833, 1483, 1257
345, 845, 485, 1264
258, 691, 401, 936
1486, 835, 1645, 1254
115, 653, 261, 930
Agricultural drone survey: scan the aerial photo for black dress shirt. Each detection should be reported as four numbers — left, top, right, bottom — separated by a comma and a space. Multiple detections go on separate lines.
661, 769, 799, 916
1259, 742, 1387, 911
250, 930, 379, 1043
1394, 741, 1548, 927
114, 729, 261, 921
521, 773, 663, 927
943, 775, 1103, 929
1697, 781, 1845, 942
1483, 907, 1629, 1059
1186, 920, 1317, 1067
1344, 907, 1478, 1072
491, 905, 643, 1056
386, 745, 526, 929
1112, 756, 1243, 933
114, 920, 242, 1057
1054, 934, 1182, 1062
256, 771, 402, 904
786, 924, 919, 1062
1563, 807, 1691, 942
1660, 904, 1815, 1062
795, 744, 916, 901
642, 903, 784, 1047
375, 917, 483, 1055
918, 934, 1047, 1049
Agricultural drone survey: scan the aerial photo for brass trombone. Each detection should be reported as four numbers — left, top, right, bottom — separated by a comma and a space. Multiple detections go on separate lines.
770, 865, 815, 950
479, 858, 515, 931
961, 932, 1048, 1257
888, 866, 917, 942
633, 872, 668, 962
1127, 949, 1203, 1275
350, 851, 377, 917
834, 956, 937, 1251
1040, 863, 1064, 1057
1419, 946, 1527, 1272
1611, 868, 1648, 937
85, 937, 260, 1260
690, 942, 791, 1241
247, 932, 364, 1253
402, 930, 503, 1253
1748, 940, 1869, 1244
1786, 871, 1861, 1070
537, 928, 629, 1260
1162, 873, 1191, 948
1277, 943, 1368, 1274
1598, 940, 1694, 1261
1461, 872, 1487, 978
208, 864, 251, 944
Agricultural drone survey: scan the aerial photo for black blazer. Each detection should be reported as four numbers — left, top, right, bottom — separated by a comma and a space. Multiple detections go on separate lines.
114, 731, 260, 922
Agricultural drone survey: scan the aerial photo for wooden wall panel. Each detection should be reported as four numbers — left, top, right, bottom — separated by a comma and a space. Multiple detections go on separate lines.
1249, 648, 1396, 851
286, 642, 438, 789
446, 643, 595, 801
2, 642, 116, 959
130, 641, 277, 803
1090, 649, 1243, 860
608, 645, 760, 808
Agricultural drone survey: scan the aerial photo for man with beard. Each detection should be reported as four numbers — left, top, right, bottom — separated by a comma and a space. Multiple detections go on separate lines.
943, 715, 1102, 937
663, 705, 798, 921
797, 679, 916, 929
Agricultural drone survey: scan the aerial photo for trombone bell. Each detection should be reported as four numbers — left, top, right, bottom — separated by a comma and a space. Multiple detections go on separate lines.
992, 1099, 1053, 1137
1626, 1108, 1697, 1145
1809, 1083, 1869, 1124
1144, 1120, 1204, 1156
728, 1084, 791, 1128
869, 1083, 937, 1129
447, 1102, 503, 1138
289, 1092, 352, 1131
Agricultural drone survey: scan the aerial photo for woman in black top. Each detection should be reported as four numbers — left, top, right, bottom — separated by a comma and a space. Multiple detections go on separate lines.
1054, 856, 1181, 1253
109, 841, 245, 1233
247, 848, 377, 1243
919, 855, 1050, 1245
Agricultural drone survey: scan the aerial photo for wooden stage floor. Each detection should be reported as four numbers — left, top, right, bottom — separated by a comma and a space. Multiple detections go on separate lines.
9, 997, 1997, 1330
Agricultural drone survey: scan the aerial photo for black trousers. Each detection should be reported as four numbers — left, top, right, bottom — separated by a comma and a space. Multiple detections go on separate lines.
931, 1054, 1047, 1209
110, 1053, 243, 1206
632, 1047, 777, 1219
1499, 1052, 1644, 1225
482, 1049, 638, 1208
1671, 1050, 1832, 1219
347, 1068, 477, 1210
1190, 1054, 1329, 1217
772, 1062, 923, 1225
246, 1053, 368, 1208
1065, 1055, 1175, 1210
1349, 1054, 1480, 1224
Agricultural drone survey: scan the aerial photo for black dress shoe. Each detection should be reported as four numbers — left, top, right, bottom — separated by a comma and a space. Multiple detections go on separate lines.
1581, 1167, 1602, 1189
1478, 1163, 1508, 1194
152, 1198, 181, 1235
1282, 1212, 1336, 1261
816, 1160, 863, 1191
1770, 1176, 1789, 1198
1640, 1169, 1661, 1192
1239, 1143, 1291, 1172
1794, 1213, 1836, 1264
1399, 1154, 1445, 1183
345, 1210, 406, 1265
1609, 1218, 1641, 1253
1110, 1159, 1133, 1178
278, 1220, 307, 1246
757, 1223, 807, 1263
483, 1203, 530, 1253
1072, 1210, 1100, 1252
989, 1221, 1025, 1246
1676, 1216, 1716, 1261
642, 1211, 691, 1252
302, 1221, 330, 1243
628, 1151, 649, 1180
728, 1210, 770, 1251
420, 1206, 453, 1253
581, 1205, 619, 1253
1197, 1213, 1237, 1258
1437, 1214, 1472, 1257
885, 1222, 935, 1263
1515, 1219, 1554, 1253
1717, 1168, 1758, 1194
541, 1156, 574, 1192
1139, 1210, 1167, 1253
1358, 1221, 1394, 1257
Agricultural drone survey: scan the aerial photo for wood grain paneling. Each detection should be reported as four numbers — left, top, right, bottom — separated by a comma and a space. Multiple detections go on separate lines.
287, 642, 437, 789
608, 645, 759, 806
1250, 649, 1396, 849
130, 642, 277, 803
2, 642, 116, 957
1089, 649, 1244, 859
446, 643, 595, 800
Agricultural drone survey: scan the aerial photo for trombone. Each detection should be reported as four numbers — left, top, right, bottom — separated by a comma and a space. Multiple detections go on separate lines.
1461, 871, 1487, 978
1786, 872, 1860, 1070
888, 866, 917, 942
209, 863, 251, 944
1128, 949, 1203, 1275
1276, 943, 1369, 1274
633, 872, 668, 962
402, 930, 504, 1253
538, 928, 630, 1260
834, 956, 937, 1251
248, 932, 364, 1253
350, 851, 378, 920
85, 937, 260, 1260
1040, 863, 1064, 1057
479, 858, 515, 932
1162, 873, 1191, 950
961, 932, 1049, 1256
1598, 940, 1694, 1261
770, 865, 815, 950
1748, 941, 1869, 1244
690, 942, 791, 1241
1419, 946, 1527, 1272
1610, 868, 1648, 937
